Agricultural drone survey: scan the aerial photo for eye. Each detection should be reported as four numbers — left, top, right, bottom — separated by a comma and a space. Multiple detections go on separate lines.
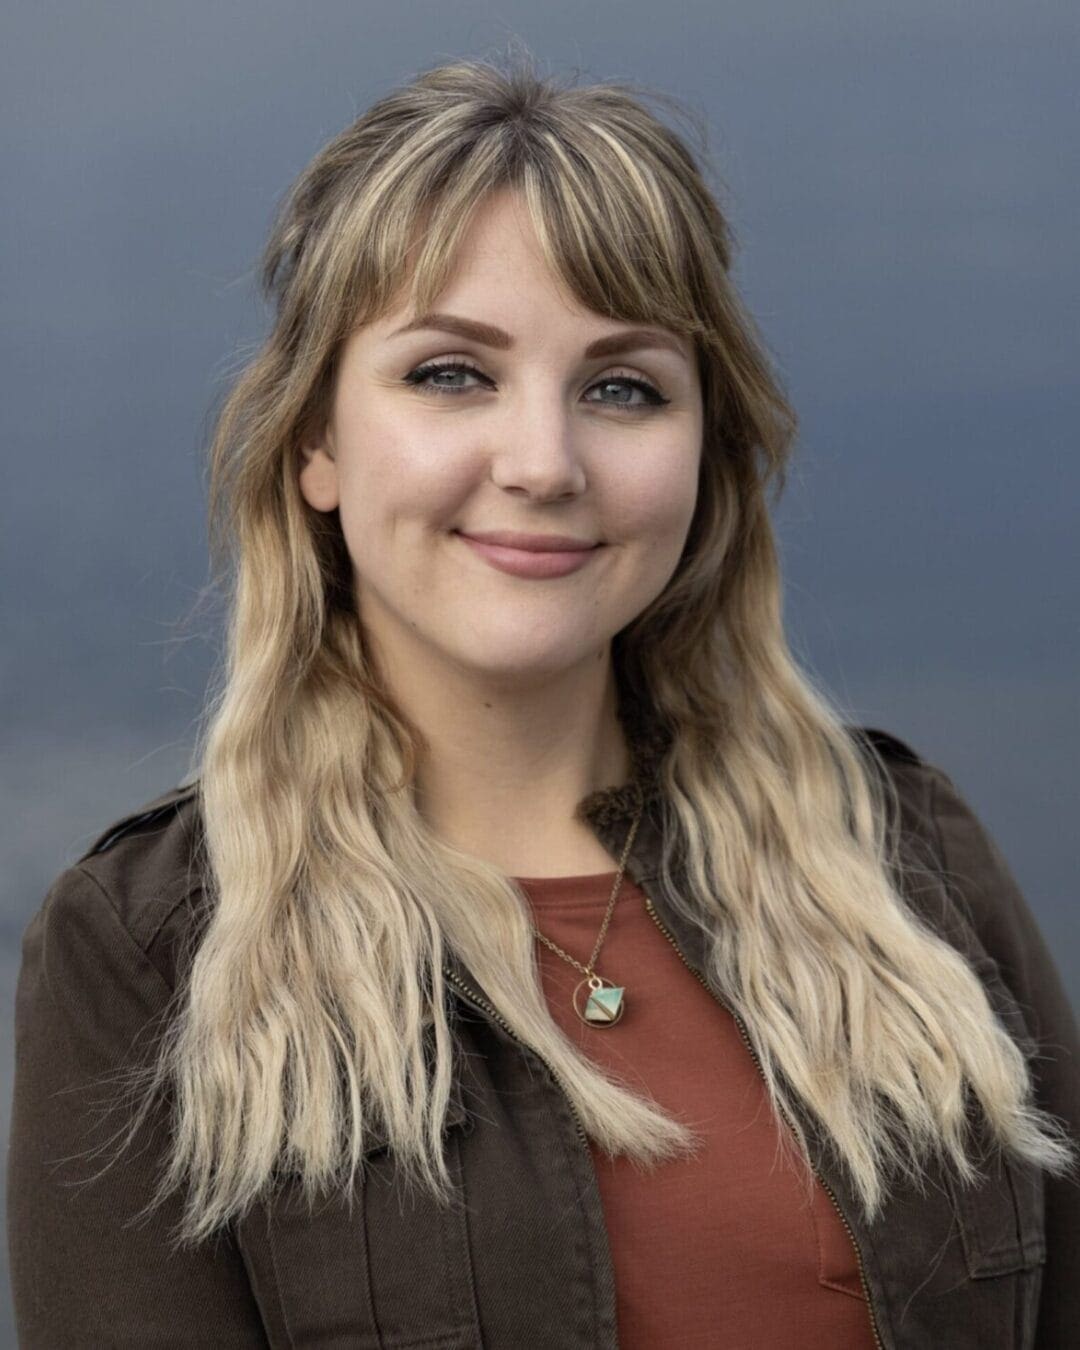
402, 360, 670, 412
582, 369, 669, 411
402, 359, 491, 394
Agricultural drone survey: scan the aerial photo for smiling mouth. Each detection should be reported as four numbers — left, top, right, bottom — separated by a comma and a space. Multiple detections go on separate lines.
453, 530, 603, 578
454, 530, 601, 552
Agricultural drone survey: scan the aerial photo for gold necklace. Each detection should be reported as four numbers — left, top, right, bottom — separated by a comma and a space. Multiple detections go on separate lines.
528, 793, 644, 1027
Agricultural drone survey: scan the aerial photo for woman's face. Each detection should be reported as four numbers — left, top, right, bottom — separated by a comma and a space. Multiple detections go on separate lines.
299, 188, 703, 688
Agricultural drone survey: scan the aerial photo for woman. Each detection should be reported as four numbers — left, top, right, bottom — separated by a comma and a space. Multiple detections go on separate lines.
8, 53, 1078, 1350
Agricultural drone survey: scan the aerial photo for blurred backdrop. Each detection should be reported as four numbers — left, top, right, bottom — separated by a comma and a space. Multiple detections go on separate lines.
3, 2, 1077, 1342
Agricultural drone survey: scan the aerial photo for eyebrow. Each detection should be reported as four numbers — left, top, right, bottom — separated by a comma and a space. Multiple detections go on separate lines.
388, 311, 689, 362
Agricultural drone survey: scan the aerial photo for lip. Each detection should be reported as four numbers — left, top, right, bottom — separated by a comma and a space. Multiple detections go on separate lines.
458, 530, 600, 552
454, 530, 602, 579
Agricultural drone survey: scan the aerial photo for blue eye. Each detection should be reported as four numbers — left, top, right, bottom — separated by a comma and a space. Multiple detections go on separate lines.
402, 360, 669, 411
404, 360, 489, 393
583, 375, 668, 410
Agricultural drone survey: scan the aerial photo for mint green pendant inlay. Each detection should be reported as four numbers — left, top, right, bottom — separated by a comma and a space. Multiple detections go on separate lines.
586, 985, 624, 1022
574, 976, 625, 1026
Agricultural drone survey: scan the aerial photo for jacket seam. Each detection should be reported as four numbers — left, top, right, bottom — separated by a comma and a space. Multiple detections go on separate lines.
539, 1051, 603, 1344
141, 881, 203, 955
917, 766, 969, 941
71, 863, 176, 1004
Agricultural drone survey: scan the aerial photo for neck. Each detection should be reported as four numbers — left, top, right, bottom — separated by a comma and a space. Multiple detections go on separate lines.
385, 650, 634, 876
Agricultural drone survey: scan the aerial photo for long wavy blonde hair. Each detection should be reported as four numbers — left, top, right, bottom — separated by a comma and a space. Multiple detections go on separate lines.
106, 49, 1073, 1250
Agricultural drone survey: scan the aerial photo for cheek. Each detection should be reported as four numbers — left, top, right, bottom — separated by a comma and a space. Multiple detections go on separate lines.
336, 418, 475, 532
332, 439, 481, 598
612, 449, 699, 548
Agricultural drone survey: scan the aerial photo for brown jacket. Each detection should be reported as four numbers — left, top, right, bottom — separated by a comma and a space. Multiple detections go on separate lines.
7, 727, 1079, 1348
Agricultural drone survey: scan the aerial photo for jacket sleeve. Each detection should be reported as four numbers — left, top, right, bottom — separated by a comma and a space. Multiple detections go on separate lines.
924, 764, 1080, 1350
6, 864, 270, 1348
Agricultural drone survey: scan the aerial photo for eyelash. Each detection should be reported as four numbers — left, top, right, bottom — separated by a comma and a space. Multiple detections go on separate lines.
402, 359, 670, 411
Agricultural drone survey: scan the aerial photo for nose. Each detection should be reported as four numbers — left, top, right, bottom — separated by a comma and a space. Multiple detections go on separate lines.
488, 393, 588, 501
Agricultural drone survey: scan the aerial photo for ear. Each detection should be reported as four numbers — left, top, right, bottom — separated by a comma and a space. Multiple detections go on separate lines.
298, 439, 340, 513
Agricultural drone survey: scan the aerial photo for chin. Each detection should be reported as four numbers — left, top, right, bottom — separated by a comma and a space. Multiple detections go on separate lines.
447, 638, 604, 682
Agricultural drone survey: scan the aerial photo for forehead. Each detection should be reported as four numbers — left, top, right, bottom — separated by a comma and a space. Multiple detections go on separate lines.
372, 202, 579, 336
341, 185, 701, 378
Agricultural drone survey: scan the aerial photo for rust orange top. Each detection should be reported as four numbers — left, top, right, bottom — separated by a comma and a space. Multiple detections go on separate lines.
515, 869, 878, 1350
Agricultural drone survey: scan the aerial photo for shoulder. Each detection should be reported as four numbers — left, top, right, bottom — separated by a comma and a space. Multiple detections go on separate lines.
845, 723, 936, 813
38, 778, 208, 990
846, 724, 925, 768
13, 781, 209, 1067
843, 725, 1024, 956
845, 724, 1072, 1036
844, 722, 988, 851
845, 723, 942, 855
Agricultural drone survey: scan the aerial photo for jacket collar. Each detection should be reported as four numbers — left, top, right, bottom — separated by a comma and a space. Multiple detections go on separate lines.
572, 694, 684, 957
573, 689, 672, 872
442, 691, 690, 990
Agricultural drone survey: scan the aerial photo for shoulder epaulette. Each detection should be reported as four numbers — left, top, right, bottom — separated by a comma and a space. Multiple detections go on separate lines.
78, 779, 200, 862
847, 725, 924, 767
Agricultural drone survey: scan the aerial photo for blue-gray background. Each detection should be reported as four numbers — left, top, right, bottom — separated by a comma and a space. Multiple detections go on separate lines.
3, 2, 1077, 1341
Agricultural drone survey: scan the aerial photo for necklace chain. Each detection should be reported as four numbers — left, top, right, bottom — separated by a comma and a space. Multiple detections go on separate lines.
529, 790, 645, 979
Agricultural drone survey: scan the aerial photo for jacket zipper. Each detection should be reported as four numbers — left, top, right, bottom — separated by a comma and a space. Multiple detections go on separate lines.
442, 967, 592, 1155
640, 894, 886, 1350
443, 893, 887, 1350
